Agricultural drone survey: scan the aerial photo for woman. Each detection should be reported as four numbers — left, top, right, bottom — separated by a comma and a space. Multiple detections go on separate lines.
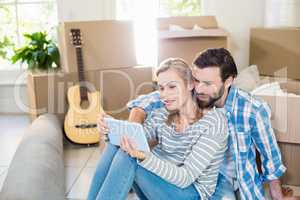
87, 58, 228, 200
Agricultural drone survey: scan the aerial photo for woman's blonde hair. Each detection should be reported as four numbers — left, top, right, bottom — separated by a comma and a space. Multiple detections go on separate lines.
156, 58, 202, 125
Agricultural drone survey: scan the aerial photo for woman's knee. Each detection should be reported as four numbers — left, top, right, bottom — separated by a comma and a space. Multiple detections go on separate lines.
114, 148, 137, 165
106, 142, 118, 152
101, 142, 118, 157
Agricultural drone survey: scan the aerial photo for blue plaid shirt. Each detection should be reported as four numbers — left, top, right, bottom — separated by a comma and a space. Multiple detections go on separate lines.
127, 86, 286, 200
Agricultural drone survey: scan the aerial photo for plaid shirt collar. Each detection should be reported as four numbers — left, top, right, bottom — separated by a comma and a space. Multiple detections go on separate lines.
224, 86, 238, 114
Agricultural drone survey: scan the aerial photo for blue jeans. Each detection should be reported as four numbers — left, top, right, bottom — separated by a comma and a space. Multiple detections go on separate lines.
87, 143, 200, 200
209, 173, 236, 200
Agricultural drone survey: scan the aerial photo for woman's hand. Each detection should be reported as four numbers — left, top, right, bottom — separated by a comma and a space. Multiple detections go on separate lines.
96, 112, 112, 141
120, 136, 146, 160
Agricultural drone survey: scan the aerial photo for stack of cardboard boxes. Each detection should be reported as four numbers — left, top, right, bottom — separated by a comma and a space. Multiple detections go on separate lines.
27, 16, 228, 122
250, 27, 300, 186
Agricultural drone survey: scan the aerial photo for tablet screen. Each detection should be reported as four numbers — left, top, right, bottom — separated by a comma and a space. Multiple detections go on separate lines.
104, 118, 150, 152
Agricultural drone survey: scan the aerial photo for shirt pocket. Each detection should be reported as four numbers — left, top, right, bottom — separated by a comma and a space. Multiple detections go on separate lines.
235, 131, 251, 159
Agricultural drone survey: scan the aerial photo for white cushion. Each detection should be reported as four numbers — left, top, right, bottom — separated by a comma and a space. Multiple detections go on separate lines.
233, 65, 260, 92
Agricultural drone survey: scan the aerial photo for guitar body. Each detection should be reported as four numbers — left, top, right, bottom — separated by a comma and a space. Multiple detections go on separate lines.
64, 85, 103, 144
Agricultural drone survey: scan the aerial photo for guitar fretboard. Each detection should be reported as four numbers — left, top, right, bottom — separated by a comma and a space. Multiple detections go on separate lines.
75, 47, 88, 101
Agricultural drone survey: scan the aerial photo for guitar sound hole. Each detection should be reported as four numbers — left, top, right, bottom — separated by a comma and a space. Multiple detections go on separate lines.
80, 99, 90, 109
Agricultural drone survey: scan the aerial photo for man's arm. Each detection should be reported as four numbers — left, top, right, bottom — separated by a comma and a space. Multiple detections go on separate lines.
269, 180, 300, 200
127, 91, 163, 117
128, 107, 146, 123
251, 102, 287, 200
269, 179, 284, 200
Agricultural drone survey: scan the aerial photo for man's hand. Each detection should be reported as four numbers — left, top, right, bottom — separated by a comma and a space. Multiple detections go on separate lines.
120, 135, 146, 160
269, 179, 284, 200
269, 179, 300, 200
96, 113, 112, 141
282, 187, 300, 200
283, 197, 300, 200
128, 108, 146, 123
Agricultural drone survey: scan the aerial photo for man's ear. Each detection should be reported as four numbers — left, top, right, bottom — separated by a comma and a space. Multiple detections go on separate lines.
224, 76, 234, 88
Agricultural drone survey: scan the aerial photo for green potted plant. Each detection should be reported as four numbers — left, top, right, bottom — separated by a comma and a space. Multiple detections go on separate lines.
0, 36, 14, 60
11, 31, 60, 72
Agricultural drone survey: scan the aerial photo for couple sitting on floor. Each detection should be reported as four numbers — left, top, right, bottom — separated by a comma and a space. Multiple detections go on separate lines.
87, 48, 297, 200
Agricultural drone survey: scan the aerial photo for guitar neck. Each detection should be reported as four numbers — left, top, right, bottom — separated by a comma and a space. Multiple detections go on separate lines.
75, 47, 88, 101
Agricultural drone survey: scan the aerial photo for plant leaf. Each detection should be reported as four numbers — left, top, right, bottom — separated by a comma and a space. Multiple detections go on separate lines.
11, 31, 60, 71
47, 45, 60, 66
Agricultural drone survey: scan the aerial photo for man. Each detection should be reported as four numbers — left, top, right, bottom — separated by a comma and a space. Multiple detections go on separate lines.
126, 48, 294, 199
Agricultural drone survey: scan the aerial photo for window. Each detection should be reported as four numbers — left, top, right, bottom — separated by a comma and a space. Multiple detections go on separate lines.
159, 0, 201, 17
117, 0, 201, 19
0, 0, 58, 71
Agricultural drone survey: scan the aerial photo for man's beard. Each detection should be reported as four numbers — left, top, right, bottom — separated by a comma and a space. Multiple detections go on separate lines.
194, 85, 225, 109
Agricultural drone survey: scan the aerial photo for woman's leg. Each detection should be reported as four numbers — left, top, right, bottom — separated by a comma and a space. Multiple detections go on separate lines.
95, 149, 138, 200
133, 166, 200, 200
87, 143, 119, 200
209, 173, 236, 200
132, 182, 148, 200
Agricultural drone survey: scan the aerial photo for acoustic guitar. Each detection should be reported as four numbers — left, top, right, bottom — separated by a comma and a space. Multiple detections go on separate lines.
64, 28, 104, 144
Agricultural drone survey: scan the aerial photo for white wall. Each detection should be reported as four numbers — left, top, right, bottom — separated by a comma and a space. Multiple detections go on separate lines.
0, 70, 28, 114
202, 0, 266, 70
57, 0, 116, 22
265, 0, 300, 27
0, 84, 28, 113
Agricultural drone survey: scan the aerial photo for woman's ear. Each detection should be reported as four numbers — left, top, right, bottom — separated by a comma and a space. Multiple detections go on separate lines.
188, 82, 194, 91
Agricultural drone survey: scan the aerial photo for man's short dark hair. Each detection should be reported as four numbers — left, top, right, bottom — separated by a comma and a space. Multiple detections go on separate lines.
193, 48, 238, 82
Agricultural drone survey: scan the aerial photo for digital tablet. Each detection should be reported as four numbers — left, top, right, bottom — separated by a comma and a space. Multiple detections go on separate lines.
104, 118, 150, 152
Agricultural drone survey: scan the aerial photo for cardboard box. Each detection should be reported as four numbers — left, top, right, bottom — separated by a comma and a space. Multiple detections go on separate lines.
157, 16, 219, 30
279, 143, 300, 186
255, 80, 300, 144
250, 28, 300, 80
27, 67, 154, 122
250, 28, 300, 185
59, 20, 138, 73
157, 16, 228, 66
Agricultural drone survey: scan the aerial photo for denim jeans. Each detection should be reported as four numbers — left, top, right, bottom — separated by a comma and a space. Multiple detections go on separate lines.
132, 165, 200, 200
87, 142, 200, 200
209, 173, 236, 200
